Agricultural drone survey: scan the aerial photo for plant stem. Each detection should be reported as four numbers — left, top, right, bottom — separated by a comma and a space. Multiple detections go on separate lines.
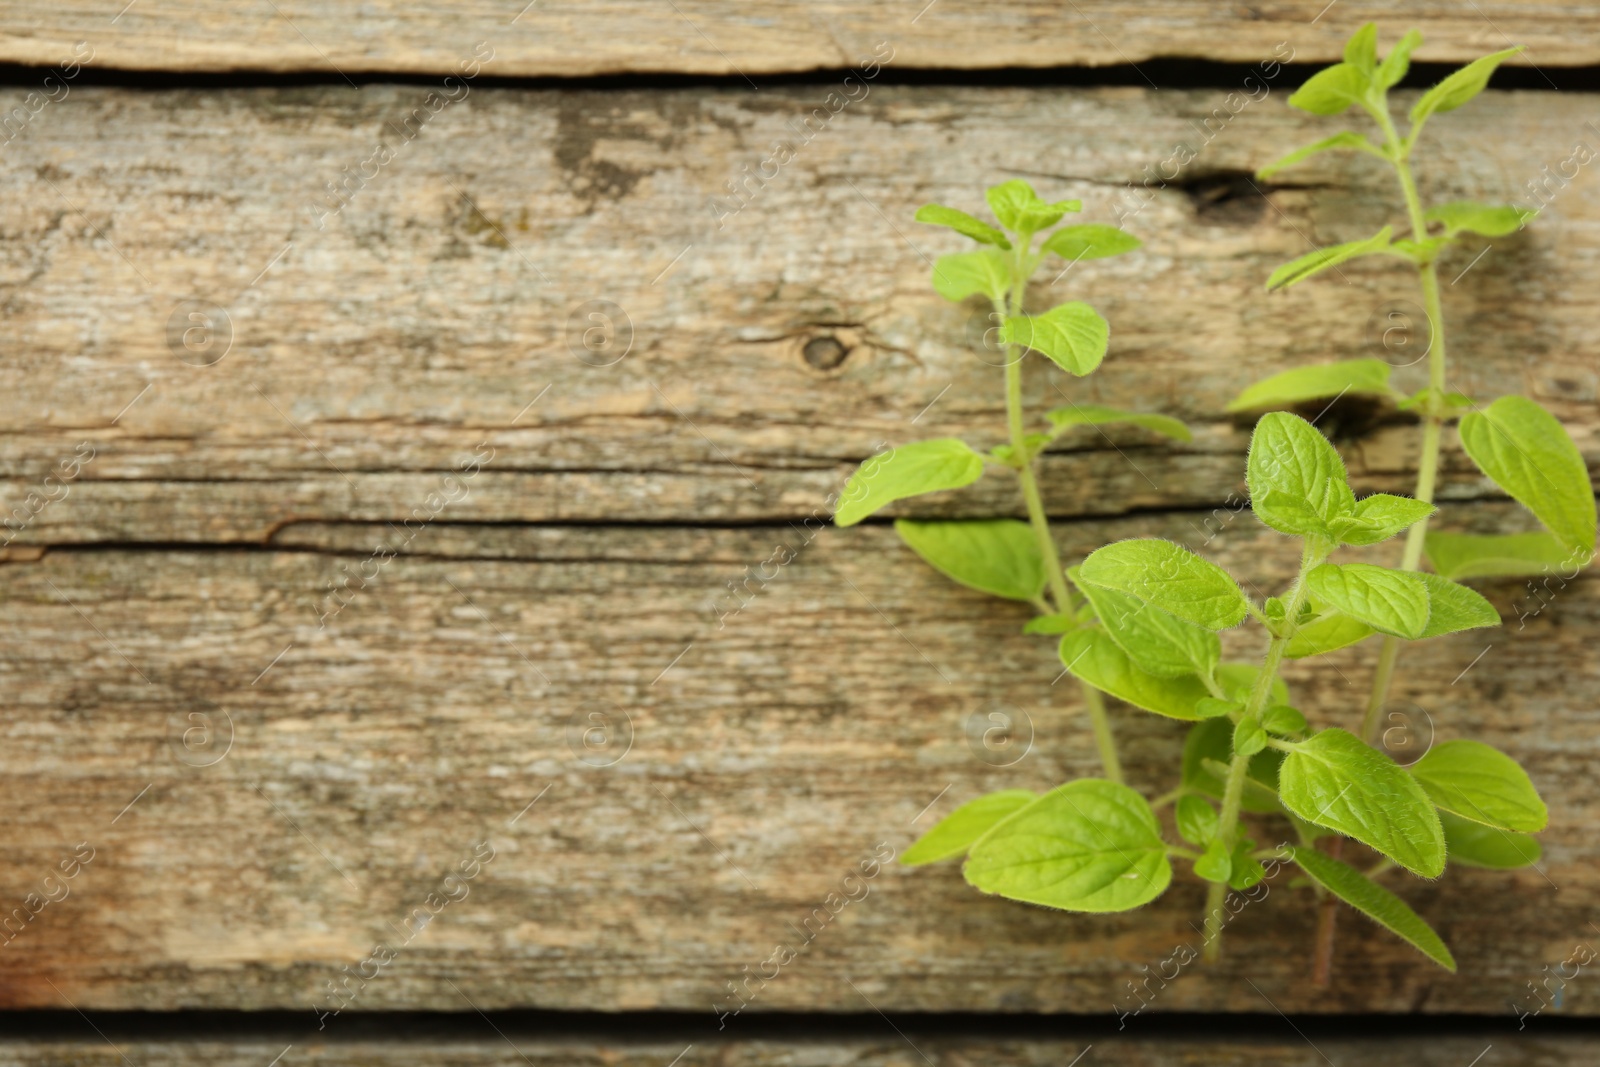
997, 273, 1123, 786
1359, 112, 1451, 746
1202, 540, 1323, 961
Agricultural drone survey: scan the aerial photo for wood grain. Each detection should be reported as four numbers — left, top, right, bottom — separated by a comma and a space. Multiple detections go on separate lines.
0, 1034, 1594, 1066
0, 84, 1595, 543
2, 2, 1599, 76
0, 507, 1593, 1012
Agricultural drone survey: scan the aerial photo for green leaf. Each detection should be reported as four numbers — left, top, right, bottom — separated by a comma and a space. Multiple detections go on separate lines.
1040, 224, 1141, 263
1246, 411, 1355, 539
914, 203, 1012, 249
1263, 704, 1308, 737
1458, 396, 1597, 557
989, 432, 1049, 467
1306, 563, 1431, 639
1046, 404, 1191, 442
1441, 809, 1542, 870
1058, 629, 1212, 721
895, 519, 1046, 602
1175, 795, 1218, 846
1068, 568, 1221, 679
1227, 358, 1395, 413
1257, 132, 1384, 181
1286, 845, 1456, 971
1182, 718, 1285, 815
1228, 838, 1266, 889
1194, 697, 1239, 720
1278, 728, 1446, 877
1377, 28, 1424, 89
1425, 201, 1536, 238
1288, 62, 1371, 116
1079, 539, 1248, 631
1409, 739, 1547, 832
835, 439, 985, 527
985, 179, 1080, 234
1344, 23, 1379, 73
931, 249, 1013, 304
1023, 613, 1077, 635
1233, 717, 1268, 757
1416, 572, 1500, 638
1216, 662, 1291, 707
1425, 530, 1584, 580
1285, 613, 1375, 658
1194, 839, 1233, 883
1410, 47, 1523, 128
1266, 227, 1394, 290
963, 779, 1171, 913
1001, 303, 1109, 376
1336, 493, 1436, 546
900, 790, 1038, 866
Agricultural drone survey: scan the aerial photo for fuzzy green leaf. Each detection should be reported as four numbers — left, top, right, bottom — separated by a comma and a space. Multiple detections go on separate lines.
1335, 494, 1437, 546
985, 179, 1080, 234
1023, 613, 1077, 635
1058, 629, 1212, 720
1377, 28, 1424, 89
1233, 717, 1268, 757
1228, 839, 1266, 890
1194, 839, 1233, 883
1041, 224, 1141, 263
900, 789, 1038, 866
1286, 845, 1456, 971
1263, 704, 1309, 737
1182, 717, 1285, 816
1069, 568, 1221, 679
1175, 794, 1219, 846
1458, 395, 1597, 557
1288, 62, 1371, 116
1344, 23, 1379, 73
1410, 47, 1523, 128
1256, 131, 1385, 181
835, 439, 985, 527
1046, 404, 1192, 442
1227, 358, 1395, 413
931, 249, 1013, 304
1425, 201, 1536, 238
1425, 530, 1584, 580
1285, 613, 1375, 658
1246, 411, 1355, 539
1279, 728, 1446, 877
1416, 572, 1500, 638
1441, 809, 1543, 870
1001, 303, 1109, 376
963, 779, 1171, 913
895, 519, 1046, 602
1079, 539, 1249, 631
914, 203, 1012, 249
1306, 563, 1431, 639
1409, 740, 1547, 832
1266, 227, 1394, 290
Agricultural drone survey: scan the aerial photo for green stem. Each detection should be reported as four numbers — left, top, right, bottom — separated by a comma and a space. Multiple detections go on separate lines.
1359, 113, 1450, 746
1202, 540, 1324, 961
996, 258, 1123, 785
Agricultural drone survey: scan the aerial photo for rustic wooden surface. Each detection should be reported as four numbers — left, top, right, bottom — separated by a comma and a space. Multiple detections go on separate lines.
0, 43, 1598, 1031
0, 508, 1593, 1015
0, 85, 1595, 543
3, 2, 1600, 76
0, 1034, 1594, 1066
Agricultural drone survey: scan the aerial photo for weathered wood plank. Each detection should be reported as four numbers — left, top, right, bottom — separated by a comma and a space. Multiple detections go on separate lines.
2, 3, 1598, 76
0, 84, 1595, 541
0, 1034, 1594, 1066
0, 506, 1592, 1012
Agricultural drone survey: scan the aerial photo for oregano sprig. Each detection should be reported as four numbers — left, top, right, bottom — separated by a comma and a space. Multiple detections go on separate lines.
837, 179, 1176, 784
1245, 23, 1596, 978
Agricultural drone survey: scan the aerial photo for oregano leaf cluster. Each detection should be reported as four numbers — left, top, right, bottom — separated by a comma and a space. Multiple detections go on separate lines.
831, 31, 1594, 983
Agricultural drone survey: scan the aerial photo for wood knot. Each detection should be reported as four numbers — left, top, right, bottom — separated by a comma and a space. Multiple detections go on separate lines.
802, 334, 850, 371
